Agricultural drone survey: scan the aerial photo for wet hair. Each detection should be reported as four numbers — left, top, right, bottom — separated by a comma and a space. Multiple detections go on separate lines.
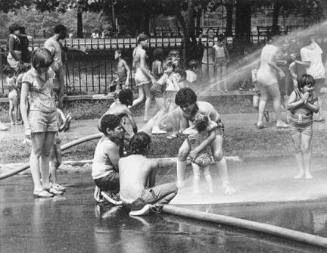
54, 24, 67, 34
118, 88, 133, 106
99, 114, 121, 135
137, 33, 149, 44
298, 74, 315, 91
153, 48, 164, 61
31, 48, 53, 69
9, 23, 21, 34
175, 88, 197, 106
194, 113, 209, 132
128, 131, 151, 155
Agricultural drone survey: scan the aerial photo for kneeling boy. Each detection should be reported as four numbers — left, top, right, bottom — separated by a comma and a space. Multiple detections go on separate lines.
119, 132, 178, 216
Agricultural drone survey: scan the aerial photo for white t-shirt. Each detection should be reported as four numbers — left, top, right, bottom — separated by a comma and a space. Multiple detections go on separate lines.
256, 44, 279, 85
300, 42, 325, 80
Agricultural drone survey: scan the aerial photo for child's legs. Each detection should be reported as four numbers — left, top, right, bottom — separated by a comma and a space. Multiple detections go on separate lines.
143, 82, 152, 121
132, 85, 145, 107
211, 135, 229, 185
203, 166, 213, 193
301, 125, 313, 176
40, 132, 56, 188
49, 143, 62, 184
142, 182, 178, 206
257, 83, 269, 125
221, 64, 227, 90
177, 139, 191, 187
30, 132, 46, 192
291, 128, 304, 176
192, 163, 201, 193
153, 97, 165, 128
8, 100, 14, 123
268, 84, 283, 122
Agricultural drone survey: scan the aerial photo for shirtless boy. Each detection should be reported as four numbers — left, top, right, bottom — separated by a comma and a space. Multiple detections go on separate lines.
174, 88, 235, 194
119, 132, 178, 216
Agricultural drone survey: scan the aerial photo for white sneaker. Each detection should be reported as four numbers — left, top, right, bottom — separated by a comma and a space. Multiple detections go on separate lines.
152, 127, 167, 134
129, 204, 152, 216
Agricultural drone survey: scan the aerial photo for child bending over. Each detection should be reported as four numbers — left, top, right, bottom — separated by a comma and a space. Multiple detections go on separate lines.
287, 74, 319, 179
183, 113, 216, 194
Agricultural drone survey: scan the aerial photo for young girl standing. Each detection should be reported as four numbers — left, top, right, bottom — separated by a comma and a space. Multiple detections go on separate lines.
20, 48, 58, 198
287, 74, 319, 179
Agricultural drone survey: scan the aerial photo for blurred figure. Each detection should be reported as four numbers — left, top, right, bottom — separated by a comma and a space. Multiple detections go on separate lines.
214, 34, 230, 92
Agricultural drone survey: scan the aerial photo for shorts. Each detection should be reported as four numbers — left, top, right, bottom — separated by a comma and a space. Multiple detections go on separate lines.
290, 121, 313, 137
28, 110, 58, 133
8, 90, 18, 102
94, 171, 119, 193
192, 152, 213, 168
134, 69, 151, 87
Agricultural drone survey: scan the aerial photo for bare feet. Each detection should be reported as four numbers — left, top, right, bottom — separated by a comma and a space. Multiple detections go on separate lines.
305, 172, 313, 179
294, 171, 304, 179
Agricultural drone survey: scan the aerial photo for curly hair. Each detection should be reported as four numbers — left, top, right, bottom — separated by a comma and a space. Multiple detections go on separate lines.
31, 48, 53, 69
118, 89, 133, 106
193, 113, 209, 132
175, 88, 197, 106
99, 114, 121, 135
128, 131, 151, 155
298, 74, 315, 91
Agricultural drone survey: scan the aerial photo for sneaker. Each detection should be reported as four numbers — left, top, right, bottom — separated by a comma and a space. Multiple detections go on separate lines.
33, 189, 54, 198
129, 204, 152, 216
48, 186, 64, 195
152, 127, 167, 134
51, 183, 66, 192
101, 191, 123, 206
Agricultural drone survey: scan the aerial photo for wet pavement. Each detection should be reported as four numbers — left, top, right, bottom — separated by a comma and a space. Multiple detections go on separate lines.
1, 166, 327, 253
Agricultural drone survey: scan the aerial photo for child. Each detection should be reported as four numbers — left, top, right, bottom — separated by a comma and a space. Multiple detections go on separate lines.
92, 114, 125, 205
183, 113, 216, 194
287, 74, 319, 179
114, 49, 130, 90
119, 132, 178, 216
289, 52, 306, 90
20, 48, 58, 198
99, 89, 138, 136
252, 68, 269, 122
151, 48, 164, 80
109, 73, 119, 93
213, 34, 230, 92
4, 66, 19, 125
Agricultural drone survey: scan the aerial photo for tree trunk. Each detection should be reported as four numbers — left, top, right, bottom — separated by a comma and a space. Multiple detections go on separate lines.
272, 1, 281, 35
234, 0, 252, 53
225, 1, 234, 36
77, 9, 83, 38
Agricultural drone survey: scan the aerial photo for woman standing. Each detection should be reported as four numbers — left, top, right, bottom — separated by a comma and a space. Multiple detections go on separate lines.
21, 48, 59, 198
132, 33, 154, 122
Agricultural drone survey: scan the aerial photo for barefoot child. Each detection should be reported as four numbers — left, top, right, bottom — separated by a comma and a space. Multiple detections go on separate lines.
119, 132, 178, 216
92, 114, 125, 204
287, 74, 319, 179
115, 49, 131, 90
183, 113, 216, 194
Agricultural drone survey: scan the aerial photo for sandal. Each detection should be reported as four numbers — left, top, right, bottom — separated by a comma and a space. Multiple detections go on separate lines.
33, 189, 54, 198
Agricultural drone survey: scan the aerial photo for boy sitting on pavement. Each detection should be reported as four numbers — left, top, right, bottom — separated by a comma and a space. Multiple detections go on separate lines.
119, 132, 178, 216
174, 88, 235, 194
92, 114, 126, 205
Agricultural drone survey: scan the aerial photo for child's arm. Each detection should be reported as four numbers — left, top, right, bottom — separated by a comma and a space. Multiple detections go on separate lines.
189, 130, 216, 160
57, 108, 67, 132
122, 59, 131, 87
124, 107, 138, 134
103, 141, 121, 169
304, 97, 319, 113
287, 91, 305, 111
20, 82, 30, 135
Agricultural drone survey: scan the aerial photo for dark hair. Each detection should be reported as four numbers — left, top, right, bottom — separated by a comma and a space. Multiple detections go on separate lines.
17, 63, 31, 74
118, 89, 133, 106
168, 49, 180, 57
31, 48, 53, 69
9, 23, 21, 34
175, 88, 197, 106
153, 48, 164, 61
99, 114, 121, 134
137, 33, 149, 44
128, 131, 151, 155
217, 34, 225, 42
194, 113, 209, 132
298, 74, 315, 91
162, 60, 175, 71
54, 24, 67, 34
3, 65, 15, 76
115, 49, 122, 54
